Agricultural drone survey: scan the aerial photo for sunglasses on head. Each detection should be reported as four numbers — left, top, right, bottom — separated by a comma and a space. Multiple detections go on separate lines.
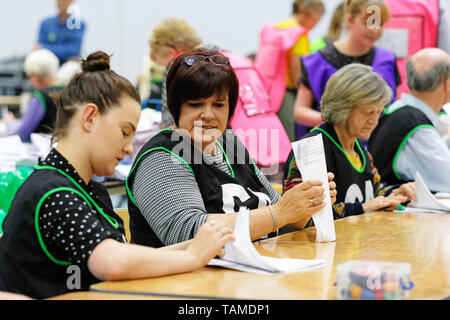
182, 54, 230, 67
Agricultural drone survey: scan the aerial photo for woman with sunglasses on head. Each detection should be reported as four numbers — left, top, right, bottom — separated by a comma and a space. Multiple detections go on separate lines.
0, 51, 234, 300
126, 48, 337, 248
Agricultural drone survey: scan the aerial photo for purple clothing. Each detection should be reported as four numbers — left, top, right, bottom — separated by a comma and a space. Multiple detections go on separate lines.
302, 47, 398, 108
6, 96, 45, 141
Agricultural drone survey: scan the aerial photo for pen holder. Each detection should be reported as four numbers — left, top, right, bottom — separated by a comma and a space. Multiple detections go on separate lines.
336, 260, 414, 300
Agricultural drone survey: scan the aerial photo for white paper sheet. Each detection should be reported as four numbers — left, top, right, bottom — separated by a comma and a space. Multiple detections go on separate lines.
208, 207, 325, 274
291, 134, 336, 242
0, 135, 30, 172
410, 172, 450, 213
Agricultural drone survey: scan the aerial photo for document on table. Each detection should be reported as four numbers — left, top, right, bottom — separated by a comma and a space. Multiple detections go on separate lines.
291, 134, 336, 242
0, 135, 30, 172
208, 207, 325, 275
409, 172, 450, 213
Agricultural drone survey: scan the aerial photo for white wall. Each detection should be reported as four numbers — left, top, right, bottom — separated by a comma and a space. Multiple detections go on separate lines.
0, 0, 342, 84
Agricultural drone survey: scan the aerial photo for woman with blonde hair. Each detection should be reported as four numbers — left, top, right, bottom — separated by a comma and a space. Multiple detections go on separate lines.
284, 63, 416, 218
294, 0, 401, 138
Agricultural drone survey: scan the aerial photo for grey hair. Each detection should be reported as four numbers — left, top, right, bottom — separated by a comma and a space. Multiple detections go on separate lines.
321, 63, 393, 125
406, 58, 450, 92
23, 49, 59, 79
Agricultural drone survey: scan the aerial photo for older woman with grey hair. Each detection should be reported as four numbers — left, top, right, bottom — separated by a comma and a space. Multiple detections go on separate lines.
284, 63, 416, 219
4, 49, 63, 141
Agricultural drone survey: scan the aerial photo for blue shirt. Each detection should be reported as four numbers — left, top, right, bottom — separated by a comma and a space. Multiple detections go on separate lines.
37, 15, 86, 65
395, 93, 450, 192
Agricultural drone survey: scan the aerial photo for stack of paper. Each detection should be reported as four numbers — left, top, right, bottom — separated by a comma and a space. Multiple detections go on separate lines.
208, 207, 325, 274
291, 134, 336, 242
409, 172, 450, 213
0, 135, 30, 172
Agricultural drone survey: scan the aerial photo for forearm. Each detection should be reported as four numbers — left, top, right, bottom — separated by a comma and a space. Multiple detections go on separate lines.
206, 205, 275, 241
88, 239, 199, 281
294, 105, 323, 126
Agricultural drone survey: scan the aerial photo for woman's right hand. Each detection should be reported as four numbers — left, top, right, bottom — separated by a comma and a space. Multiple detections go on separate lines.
273, 180, 326, 227
186, 220, 234, 268
362, 194, 408, 212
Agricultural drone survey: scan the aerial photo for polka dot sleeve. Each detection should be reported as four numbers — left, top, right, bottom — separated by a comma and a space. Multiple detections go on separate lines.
38, 190, 124, 272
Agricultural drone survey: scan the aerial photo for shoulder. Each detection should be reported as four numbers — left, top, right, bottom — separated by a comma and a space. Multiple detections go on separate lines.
40, 15, 58, 27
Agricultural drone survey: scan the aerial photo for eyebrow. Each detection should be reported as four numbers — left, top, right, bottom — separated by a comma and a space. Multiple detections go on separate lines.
121, 121, 137, 133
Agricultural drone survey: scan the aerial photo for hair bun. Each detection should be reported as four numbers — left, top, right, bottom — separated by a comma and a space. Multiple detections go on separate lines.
81, 51, 111, 72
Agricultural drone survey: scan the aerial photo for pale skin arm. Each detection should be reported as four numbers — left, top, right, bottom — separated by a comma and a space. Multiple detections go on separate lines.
205, 174, 337, 241
87, 220, 234, 281
293, 83, 323, 127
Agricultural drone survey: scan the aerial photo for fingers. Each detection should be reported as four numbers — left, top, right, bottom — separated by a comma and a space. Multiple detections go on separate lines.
295, 180, 323, 191
327, 172, 335, 182
206, 220, 234, 242
400, 183, 417, 202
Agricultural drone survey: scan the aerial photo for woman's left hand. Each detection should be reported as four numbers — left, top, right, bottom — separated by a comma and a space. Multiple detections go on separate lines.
328, 172, 337, 205
392, 182, 417, 202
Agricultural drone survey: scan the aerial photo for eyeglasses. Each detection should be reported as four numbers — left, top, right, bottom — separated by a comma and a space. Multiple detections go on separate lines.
182, 55, 230, 67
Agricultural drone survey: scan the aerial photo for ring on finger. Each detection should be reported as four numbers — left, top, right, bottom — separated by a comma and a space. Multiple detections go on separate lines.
310, 199, 317, 207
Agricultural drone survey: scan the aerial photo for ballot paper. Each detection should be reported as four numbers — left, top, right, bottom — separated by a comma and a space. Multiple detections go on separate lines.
291, 134, 336, 242
409, 172, 450, 213
207, 207, 325, 275
0, 135, 30, 172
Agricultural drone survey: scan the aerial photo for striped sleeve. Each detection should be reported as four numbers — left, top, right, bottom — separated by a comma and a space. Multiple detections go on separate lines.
133, 150, 209, 245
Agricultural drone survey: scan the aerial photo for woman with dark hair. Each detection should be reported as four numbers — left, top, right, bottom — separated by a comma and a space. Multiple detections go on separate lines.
126, 48, 337, 248
0, 51, 234, 299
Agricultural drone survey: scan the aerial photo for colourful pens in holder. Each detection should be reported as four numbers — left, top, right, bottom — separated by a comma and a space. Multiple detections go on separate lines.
336, 260, 414, 300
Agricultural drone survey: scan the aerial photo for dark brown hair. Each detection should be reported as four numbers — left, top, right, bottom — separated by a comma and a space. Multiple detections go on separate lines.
51, 51, 140, 140
165, 48, 239, 126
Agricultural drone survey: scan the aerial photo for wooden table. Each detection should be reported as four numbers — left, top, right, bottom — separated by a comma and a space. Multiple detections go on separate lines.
91, 211, 450, 300
0, 96, 21, 106
48, 291, 194, 300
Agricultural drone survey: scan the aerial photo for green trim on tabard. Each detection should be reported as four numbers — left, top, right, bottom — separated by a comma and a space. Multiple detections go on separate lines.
384, 102, 407, 115
34, 164, 119, 229
391, 124, 434, 181
126, 147, 195, 206
215, 139, 235, 178
35, 187, 91, 266
311, 127, 366, 174
32, 90, 47, 113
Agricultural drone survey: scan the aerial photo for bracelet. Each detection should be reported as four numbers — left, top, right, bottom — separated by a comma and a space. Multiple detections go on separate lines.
268, 205, 277, 233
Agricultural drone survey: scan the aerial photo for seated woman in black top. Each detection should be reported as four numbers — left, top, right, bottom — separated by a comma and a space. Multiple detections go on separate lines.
284, 63, 416, 218
0, 51, 234, 299
126, 48, 338, 248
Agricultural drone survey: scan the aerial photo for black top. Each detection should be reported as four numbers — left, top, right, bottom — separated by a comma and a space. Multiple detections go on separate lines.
127, 129, 272, 248
0, 149, 125, 299
368, 105, 434, 186
32, 85, 63, 135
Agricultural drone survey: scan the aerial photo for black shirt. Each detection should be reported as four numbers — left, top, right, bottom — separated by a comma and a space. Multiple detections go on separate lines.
0, 149, 125, 298
38, 149, 125, 271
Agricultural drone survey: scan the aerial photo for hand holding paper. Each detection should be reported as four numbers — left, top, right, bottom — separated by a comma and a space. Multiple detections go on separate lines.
291, 134, 336, 242
409, 172, 450, 213
208, 207, 325, 274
